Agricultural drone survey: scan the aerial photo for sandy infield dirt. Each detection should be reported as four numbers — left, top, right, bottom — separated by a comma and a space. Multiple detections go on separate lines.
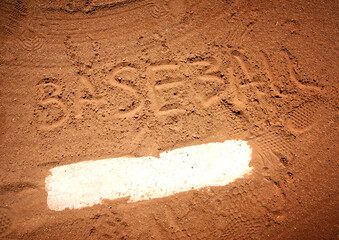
0, 0, 338, 239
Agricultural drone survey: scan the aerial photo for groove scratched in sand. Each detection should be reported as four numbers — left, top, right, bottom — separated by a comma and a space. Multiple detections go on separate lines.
45, 140, 252, 211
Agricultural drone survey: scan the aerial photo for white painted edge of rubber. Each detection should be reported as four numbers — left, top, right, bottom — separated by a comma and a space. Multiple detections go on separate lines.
45, 140, 253, 211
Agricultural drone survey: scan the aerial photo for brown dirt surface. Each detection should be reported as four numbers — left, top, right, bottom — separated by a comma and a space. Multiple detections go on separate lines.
0, 0, 338, 239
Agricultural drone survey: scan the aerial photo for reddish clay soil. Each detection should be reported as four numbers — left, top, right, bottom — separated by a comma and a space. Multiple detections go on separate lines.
0, 0, 338, 239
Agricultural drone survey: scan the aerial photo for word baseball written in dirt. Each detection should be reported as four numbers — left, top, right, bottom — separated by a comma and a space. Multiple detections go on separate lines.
36, 50, 320, 130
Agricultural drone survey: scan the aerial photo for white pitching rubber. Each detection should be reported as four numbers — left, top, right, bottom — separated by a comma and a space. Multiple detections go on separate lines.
45, 140, 253, 211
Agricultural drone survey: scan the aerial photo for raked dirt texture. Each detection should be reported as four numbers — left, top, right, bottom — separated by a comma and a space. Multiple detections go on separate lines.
0, 0, 338, 239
